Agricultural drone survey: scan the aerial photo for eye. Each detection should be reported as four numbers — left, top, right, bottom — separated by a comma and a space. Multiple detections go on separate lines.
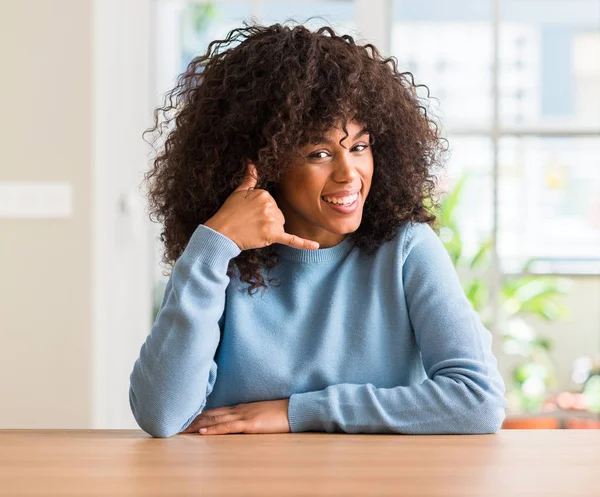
305, 143, 369, 161
352, 143, 369, 152
307, 150, 330, 160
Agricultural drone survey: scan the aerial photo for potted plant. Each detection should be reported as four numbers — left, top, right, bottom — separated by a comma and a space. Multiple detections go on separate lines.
553, 354, 600, 428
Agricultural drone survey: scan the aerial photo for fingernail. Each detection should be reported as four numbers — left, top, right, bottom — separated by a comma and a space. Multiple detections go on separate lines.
199, 428, 207, 433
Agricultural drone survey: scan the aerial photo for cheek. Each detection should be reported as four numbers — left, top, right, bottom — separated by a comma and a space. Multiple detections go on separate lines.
278, 178, 318, 210
290, 173, 326, 200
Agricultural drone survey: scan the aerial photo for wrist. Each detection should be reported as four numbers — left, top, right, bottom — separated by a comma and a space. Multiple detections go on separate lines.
204, 219, 236, 246
204, 217, 224, 234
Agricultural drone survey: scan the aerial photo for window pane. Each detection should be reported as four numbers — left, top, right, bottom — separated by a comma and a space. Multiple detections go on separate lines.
500, 0, 600, 128
443, 136, 494, 259
260, 1, 356, 34
499, 136, 600, 273
392, 0, 493, 128
179, 2, 254, 74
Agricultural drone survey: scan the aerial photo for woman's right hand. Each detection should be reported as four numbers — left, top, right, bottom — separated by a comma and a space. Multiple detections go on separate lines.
203, 162, 320, 251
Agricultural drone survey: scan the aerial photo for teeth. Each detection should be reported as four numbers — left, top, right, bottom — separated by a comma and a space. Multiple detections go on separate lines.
322, 193, 358, 205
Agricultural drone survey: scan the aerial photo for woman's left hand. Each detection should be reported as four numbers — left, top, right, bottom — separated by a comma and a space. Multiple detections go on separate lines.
181, 398, 291, 435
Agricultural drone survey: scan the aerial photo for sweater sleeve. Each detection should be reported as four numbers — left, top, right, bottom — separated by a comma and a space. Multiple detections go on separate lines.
129, 224, 241, 438
287, 222, 508, 435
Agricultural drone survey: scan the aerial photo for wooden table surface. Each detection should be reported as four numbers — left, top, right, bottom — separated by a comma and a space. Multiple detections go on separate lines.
1, 429, 598, 496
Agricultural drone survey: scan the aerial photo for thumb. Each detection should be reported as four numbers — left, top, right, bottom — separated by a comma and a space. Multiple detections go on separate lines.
234, 162, 258, 192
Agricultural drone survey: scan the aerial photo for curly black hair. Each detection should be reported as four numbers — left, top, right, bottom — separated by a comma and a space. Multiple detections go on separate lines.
142, 21, 449, 295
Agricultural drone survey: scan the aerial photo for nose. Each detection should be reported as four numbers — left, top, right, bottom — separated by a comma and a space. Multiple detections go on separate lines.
331, 150, 360, 183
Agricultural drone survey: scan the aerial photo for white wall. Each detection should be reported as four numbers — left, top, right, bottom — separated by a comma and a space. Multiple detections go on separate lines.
0, 0, 94, 428
0, 0, 153, 429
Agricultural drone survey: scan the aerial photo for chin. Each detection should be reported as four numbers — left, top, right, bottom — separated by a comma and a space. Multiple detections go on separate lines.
326, 220, 361, 234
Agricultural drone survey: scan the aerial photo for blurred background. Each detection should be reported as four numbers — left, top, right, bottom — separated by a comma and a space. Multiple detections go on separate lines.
0, 0, 598, 430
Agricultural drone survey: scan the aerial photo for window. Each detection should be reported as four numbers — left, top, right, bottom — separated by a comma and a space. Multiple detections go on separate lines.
391, 0, 600, 274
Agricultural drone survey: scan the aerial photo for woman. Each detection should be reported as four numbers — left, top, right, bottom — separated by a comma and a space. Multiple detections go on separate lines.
130, 22, 508, 438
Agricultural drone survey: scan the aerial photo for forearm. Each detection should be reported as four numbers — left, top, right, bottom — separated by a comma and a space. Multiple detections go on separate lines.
288, 361, 507, 434
129, 224, 241, 437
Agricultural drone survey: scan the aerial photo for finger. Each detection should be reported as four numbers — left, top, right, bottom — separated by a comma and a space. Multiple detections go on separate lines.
199, 420, 246, 435
181, 407, 235, 433
234, 162, 258, 193
181, 424, 200, 434
272, 232, 319, 250
196, 413, 239, 430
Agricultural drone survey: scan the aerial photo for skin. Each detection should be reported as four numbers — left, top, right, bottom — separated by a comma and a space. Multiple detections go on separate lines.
274, 119, 374, 249
180, 120, 374, 436
181, 399, 292, 435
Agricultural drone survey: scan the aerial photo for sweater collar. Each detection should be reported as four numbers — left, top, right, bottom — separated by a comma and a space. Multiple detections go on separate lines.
273, 235, 354, 263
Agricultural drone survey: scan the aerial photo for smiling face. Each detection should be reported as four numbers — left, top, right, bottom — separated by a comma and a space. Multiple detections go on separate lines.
273, 120, 374, 249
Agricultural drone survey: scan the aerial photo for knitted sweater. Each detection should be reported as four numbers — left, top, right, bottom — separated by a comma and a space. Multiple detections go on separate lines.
129, 220, 508, 438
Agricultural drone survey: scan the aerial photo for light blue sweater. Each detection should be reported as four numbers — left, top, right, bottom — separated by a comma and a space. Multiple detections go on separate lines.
129, 220, 508, 438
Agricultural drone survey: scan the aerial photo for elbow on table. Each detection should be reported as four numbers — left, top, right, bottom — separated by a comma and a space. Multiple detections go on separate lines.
135, 412, 182, 438
129, 388, 183, 439
136, 419, 180, 438
467, 403, 506, 434
141, 422, 181, 439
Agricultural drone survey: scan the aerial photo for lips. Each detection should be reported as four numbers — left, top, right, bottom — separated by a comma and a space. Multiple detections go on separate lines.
321, 188, 360, 199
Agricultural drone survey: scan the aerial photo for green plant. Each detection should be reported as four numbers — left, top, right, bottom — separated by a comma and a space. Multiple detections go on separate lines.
429, 171, 573, 413
184, 3, 217, 34
572, 354, 600, 413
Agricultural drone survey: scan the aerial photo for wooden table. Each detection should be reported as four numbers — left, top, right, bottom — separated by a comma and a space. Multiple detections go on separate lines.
1, 429, 598, 496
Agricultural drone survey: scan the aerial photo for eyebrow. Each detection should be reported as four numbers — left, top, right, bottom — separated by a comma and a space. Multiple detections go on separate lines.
308, 127, 370, 146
